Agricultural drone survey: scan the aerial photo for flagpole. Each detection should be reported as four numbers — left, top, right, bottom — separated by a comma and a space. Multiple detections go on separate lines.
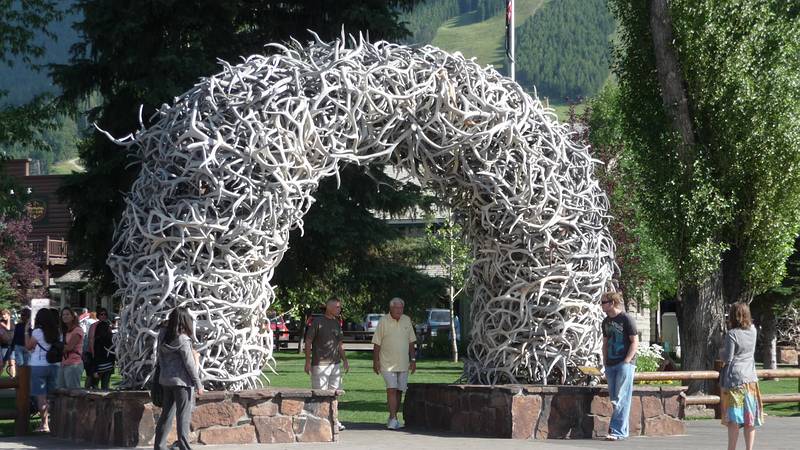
510, 1, 515, 81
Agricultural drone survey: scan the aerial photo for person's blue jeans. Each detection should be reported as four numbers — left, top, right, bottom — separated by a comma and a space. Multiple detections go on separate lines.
14, 345, 30, 366
606, 361, 635, 438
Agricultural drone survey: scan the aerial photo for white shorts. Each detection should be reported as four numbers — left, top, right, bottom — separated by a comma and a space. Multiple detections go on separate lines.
311, 363, 341, 390
381, 370, 409, 392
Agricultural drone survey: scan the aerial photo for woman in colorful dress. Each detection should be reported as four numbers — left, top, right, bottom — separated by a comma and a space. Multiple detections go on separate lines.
720, 302, 763, 450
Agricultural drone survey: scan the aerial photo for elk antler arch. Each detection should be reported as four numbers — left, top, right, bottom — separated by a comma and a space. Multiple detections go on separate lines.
107, 34, 615, 390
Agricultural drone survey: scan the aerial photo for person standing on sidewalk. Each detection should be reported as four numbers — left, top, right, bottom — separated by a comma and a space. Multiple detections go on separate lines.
57, 307, 84, 389
372, 297, 417, 430
720, 302, 763, 450
601, 291, 638, 441
154, 307, 203, 450
304, 297, 348, 430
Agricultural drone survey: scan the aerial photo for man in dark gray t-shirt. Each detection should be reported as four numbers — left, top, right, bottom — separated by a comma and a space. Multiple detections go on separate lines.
304, 298, 349, 390
601, 292, 639, 441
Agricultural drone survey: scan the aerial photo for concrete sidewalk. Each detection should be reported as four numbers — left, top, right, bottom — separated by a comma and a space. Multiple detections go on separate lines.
0, 417, 796, 450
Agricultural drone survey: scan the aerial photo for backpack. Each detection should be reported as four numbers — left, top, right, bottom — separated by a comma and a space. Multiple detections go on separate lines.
38, 341, 65, 364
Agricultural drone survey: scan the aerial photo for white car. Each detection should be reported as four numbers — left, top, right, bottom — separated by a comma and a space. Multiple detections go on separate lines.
362, 313, 383, 334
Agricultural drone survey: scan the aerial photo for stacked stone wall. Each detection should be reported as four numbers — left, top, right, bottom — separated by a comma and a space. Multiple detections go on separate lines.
50, 388, 341, 447
404, 384, 685, 439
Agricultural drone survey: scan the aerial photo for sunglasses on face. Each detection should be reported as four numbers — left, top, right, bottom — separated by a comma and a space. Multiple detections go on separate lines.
601, 300, 613, 305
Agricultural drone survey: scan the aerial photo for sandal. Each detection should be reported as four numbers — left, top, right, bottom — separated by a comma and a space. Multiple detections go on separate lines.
34, 426, 50, 433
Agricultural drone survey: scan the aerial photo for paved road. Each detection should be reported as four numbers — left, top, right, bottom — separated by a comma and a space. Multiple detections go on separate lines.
1, 417, 797, 450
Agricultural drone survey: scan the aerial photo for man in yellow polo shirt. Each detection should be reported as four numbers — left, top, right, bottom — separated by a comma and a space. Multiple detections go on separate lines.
372, 297, 417, 430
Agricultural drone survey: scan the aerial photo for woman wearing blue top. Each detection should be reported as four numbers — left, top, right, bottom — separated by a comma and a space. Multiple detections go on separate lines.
24, 308, 61, 433
720, 302, 763, 450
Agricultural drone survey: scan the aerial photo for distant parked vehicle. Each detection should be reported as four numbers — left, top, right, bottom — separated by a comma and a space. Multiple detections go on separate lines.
363, 313, 383, 333
417, 308, 461, 341
360, 313, 383, 340
266, 311, 290, 350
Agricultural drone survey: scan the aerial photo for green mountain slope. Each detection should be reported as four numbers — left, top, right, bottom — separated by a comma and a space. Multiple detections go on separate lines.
431, 0, 546, 72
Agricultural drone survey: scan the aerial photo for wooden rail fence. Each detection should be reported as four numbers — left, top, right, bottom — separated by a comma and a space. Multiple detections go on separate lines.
0, 366, 31, 435
630, 362, 800, 418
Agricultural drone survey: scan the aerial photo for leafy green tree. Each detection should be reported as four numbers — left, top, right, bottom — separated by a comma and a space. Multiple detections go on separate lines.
0, 0, 63, 147
426, 210, 471, 361
580, 84, 677, 309
609, 0, 800, 390
752, 235, 800, 369
52, 1, 430, 309
0, 257, 18, 310
515, 0, 614, 101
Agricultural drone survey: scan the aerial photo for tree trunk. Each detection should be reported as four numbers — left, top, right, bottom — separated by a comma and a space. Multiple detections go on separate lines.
649, 0, 696, 154
760, 308, 778, 371
679, 268, 726, 394
722, 246, 755, 305
449, 287, 458, 362
449, 241, 459, 362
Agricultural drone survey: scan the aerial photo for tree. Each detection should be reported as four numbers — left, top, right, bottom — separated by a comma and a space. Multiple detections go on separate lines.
52, 1, 428, 302
578, 85, 677, 309
609, 0, 800, 391
0, 0, 63, 147
0, 258, 17, 310
0, 215, 43, 305
752, 235, 800, 370
426, 210, 471, 361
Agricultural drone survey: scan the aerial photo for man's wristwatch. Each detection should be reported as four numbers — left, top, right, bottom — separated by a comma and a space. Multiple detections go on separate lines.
410, 358, 416, 362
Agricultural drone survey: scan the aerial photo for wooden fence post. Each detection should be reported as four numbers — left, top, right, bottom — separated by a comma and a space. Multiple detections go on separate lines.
16, 366, 31, 436
712, 359, 723, 419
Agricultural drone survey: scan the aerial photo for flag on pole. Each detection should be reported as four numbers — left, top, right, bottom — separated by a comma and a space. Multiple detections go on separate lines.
505, 0, 514, 61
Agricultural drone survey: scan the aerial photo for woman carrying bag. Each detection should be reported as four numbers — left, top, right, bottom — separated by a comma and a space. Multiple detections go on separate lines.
153, 307, 203, 450
25, 308, 61, 432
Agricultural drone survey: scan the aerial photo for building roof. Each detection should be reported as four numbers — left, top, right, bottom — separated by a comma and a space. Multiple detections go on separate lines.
53, 268, 89, 285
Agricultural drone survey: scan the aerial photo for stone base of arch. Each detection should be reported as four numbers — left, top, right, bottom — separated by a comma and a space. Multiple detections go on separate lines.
403, 384, 686, 439
48, 388, 342, 446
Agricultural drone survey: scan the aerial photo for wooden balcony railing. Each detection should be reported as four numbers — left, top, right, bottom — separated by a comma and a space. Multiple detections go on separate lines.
26, 237, 68, 266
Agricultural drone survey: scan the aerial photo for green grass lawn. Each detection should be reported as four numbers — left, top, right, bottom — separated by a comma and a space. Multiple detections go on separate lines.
760, 377, 800, 417
269, 351, 464, 425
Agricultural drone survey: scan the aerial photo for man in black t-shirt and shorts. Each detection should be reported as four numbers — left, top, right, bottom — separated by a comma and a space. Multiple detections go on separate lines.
601, 292, 639, 441
304, 297, 349, 430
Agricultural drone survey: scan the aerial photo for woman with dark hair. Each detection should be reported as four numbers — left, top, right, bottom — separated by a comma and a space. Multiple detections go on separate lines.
91, 321, 115, 390
25, 308, 61, 433
721, 302, 763, 450
57, 307, 84, 389
154, 307, 203, 450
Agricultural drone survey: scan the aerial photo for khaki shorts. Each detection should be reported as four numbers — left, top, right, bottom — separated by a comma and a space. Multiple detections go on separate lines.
311, 363, 341, 390
381, 370, 409, 391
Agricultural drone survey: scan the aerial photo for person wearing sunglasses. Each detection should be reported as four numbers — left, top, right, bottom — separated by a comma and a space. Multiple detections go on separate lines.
600, 292, 639, 441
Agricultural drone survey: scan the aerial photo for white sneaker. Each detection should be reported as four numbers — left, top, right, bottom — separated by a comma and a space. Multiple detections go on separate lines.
387, 418, 399, 430
337, 422, 346, 431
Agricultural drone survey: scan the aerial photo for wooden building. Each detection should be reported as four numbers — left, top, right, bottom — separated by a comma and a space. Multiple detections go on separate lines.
2, 159, 72, 300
